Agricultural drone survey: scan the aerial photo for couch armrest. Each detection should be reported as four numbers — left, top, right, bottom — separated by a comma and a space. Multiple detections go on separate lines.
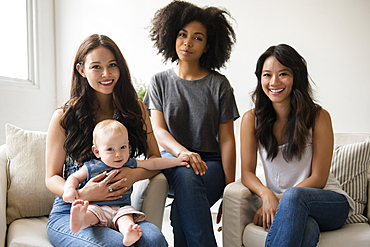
0, 144, 7, 247
132, 173, 168, 230
222, 179, 262, 247
367, 179, 370, 221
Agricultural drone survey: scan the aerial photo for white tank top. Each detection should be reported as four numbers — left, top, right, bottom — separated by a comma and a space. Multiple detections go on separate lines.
259, 135, 355, 216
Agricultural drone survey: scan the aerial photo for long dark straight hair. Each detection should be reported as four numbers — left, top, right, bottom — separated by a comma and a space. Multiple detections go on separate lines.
252, 44, 321, 161
60, 34, 148, 163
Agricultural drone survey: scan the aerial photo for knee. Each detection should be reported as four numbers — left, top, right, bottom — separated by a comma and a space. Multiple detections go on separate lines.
170, 167, 202, 186
280, 187, 305, 206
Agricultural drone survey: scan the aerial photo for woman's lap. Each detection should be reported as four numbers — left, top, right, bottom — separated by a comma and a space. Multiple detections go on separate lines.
265, 187, 349, 247
47, 196, 167, 247
161, 150, 224, 246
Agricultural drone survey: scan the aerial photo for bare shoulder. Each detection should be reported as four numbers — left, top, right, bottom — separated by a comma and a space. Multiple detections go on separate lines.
52, 108, 64, 119
48, 109, 64, 128
47, 109, 66, 139
241, 109, 256, 126
315, 108, 332, 127
313, 108, 333, 140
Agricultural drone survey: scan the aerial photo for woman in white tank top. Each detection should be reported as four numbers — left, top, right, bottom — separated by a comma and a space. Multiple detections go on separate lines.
240, 44, 354, 247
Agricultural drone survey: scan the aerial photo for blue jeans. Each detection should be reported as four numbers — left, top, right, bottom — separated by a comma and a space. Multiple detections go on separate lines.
161, 150, 225, 247
265, 187, 349, 247
47, 196, 168, 247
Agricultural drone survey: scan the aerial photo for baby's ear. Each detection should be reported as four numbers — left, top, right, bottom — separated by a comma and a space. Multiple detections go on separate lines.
92, 145, 100, 158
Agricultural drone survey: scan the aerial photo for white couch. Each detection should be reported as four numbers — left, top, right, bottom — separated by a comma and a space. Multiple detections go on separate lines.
222, 133, 370, 247
0, 124, 169, 247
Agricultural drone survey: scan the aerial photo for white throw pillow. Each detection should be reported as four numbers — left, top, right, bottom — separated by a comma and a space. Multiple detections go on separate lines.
6, 124, 55, 224
330, 141, 370, 224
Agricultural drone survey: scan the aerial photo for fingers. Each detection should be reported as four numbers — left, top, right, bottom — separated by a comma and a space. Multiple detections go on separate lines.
187, 152, 207, 175
90, 171, 107, 182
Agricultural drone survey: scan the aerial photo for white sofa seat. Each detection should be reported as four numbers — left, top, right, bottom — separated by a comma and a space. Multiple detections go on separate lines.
222, 133, 370, 247
1, 131, 169, 247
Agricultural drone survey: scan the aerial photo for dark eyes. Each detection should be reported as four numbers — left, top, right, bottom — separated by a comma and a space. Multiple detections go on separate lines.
121, 146, 127, 150
178, 32, 203, 41
91, 63, 117, 69
107, 148, 113, 152
262, 73, 289, 77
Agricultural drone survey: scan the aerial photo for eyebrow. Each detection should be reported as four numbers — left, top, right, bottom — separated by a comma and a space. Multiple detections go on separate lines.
180, 29, 206, 38
90, 60, 117, 65
262, 68, 291, 73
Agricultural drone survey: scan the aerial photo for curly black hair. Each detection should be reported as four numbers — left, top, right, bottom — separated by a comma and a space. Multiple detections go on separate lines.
150, 0, 236, 70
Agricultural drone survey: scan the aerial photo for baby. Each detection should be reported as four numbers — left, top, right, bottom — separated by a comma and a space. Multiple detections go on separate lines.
63, 119, 196, 246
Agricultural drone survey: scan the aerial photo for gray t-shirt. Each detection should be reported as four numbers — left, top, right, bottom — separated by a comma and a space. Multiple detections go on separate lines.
144, 68, 239, 153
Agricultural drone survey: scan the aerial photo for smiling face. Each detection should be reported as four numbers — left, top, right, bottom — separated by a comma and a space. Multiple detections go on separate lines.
92, 129, 130, 169
175, 20, 208, 64
77, 46, 120, 96
261, 56, 294, 106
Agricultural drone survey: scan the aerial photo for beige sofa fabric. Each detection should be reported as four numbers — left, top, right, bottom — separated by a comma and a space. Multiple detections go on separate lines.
6, 124, 55, 225
1, 124, 169, 247
222, 133, 370, 247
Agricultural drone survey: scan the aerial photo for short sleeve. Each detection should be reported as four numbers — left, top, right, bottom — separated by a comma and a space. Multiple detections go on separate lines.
125, 158, 138, 168
219, 82, 239, 124
143, 74, 163, 113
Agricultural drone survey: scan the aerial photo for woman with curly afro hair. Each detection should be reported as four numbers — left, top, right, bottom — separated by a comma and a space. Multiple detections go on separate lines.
144, 1, 239, 246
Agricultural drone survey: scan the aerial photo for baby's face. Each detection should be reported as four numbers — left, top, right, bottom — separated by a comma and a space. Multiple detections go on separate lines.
95, 131, 130, 168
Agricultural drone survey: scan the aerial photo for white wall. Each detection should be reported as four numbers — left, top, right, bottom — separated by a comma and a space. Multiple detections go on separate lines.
54, 0, 370, 179
0, 1, 56, 144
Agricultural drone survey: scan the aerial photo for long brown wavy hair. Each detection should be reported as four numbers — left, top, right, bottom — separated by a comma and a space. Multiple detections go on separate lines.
60, 34, 147, 163
252, 44, 321, 161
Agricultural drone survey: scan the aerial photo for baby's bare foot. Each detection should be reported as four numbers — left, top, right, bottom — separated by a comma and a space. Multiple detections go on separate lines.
70, 200, 89, 233
122, 224, 142, 246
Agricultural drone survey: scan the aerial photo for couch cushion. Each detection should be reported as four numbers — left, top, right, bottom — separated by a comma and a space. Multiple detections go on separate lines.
6, 124, 55, 224
330, 141, 370, 224
7, 217, 52, 247
243, 222, 370, 247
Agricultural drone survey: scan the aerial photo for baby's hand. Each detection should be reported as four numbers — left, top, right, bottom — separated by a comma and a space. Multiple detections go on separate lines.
178, 153, 190, 168
178, 151, 208, 175
63, 188, 79, 203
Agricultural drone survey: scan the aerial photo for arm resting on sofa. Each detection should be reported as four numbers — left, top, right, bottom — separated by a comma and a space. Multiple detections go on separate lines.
222, 179, 262, 247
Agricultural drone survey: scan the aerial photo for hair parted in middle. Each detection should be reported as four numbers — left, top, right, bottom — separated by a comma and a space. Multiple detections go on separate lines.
252, 44, 321, 162
150, 0, 236, 70
60, 34, 148, 163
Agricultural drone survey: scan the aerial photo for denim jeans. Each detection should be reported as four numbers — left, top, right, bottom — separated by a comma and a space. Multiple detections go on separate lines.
161, 150, 225, 247
265, 187, 349, 247
47, 196, 168, 247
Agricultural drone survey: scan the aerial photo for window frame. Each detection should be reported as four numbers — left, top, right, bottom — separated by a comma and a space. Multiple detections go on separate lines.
0, 0, 36, 88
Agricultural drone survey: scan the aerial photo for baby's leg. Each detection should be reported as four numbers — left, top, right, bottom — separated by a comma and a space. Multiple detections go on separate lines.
116, 214, 142, 246
70, 200, 99, 233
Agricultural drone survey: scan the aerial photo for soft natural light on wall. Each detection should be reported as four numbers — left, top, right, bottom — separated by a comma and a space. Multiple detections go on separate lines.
0, 1, 28, 80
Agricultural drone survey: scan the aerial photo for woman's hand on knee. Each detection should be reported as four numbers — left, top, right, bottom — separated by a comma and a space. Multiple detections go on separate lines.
180, 151, 207, 175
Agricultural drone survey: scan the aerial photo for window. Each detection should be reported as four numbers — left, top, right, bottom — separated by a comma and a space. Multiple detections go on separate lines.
0, 0, 34, 85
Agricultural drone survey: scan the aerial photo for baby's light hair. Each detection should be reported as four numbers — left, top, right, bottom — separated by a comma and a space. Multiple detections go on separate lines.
93, 120, 128, 147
